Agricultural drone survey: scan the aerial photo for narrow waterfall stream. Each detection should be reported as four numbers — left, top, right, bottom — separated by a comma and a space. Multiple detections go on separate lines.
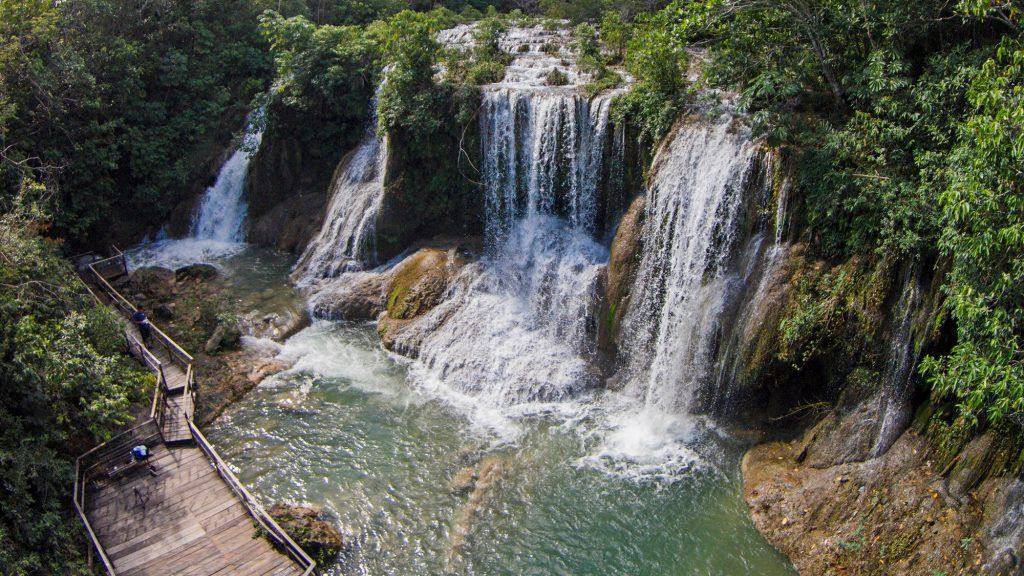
128, 114, 262, 269
294, 115, 387, 283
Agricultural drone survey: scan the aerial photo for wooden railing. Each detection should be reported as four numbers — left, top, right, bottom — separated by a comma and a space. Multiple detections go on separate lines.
73, 420, 162, 576
189, 420, 316, 575
75, 248, 316, 576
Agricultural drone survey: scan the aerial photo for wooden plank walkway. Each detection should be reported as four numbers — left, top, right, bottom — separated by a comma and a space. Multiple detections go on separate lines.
83, 436, 303, 576
74, 250, 315, 576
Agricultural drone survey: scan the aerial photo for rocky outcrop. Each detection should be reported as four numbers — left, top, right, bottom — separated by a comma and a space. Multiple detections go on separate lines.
305, 236, 478, 354
598, 193, 645, 373
267, 503, 347, 567
374, 89, 484, 261
244, 128, 336, 253
744, 422, 1022, 576
376, 240, 477, 352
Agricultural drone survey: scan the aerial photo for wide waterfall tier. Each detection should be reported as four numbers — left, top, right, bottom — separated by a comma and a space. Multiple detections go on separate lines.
402, 216, 608, 409
388, 61, 626, 413
617, 115, 781, 417
293, 133, 386, 283
438, 23, 600, 89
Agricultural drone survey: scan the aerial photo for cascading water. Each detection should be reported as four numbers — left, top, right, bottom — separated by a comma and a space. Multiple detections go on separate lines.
294, 127, 387, 283
395, 87, 620, 431
587, 116, 783, 477
871, 267, 922, 456
618, 118, 764, 414
191, 131, 260, 243
128, 114, 262, 268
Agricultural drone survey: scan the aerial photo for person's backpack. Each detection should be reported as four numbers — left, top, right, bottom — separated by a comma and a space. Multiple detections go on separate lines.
131, 445, 150, 460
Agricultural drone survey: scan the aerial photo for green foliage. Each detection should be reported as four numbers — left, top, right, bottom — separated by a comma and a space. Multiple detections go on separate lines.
1, 0, 276, 246
613, 9, 689, 144
776, 259, 885, 369
600, 10, 628, 61
0, 195, 150, 575
447, 14, 513, 85
921, 37, 1024, 427
573, 22, 623, 96
648, 0, 1022, 429
259, 11, 380, 157
375, 11, 447, 138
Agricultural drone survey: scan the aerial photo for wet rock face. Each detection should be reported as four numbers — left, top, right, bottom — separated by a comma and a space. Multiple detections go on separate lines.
245, 93, 369, 254
743, 430, 1015, 575
309, 272, 387, 321
598, 193, 646, 369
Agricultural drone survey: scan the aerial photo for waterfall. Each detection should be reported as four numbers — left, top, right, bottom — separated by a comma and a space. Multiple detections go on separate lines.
191, 128, 261, 243
399, 88, 619, 417
294, 130, 386, 283
480, 89, 614, 243
127, 114, 262, 269
618, 117, 766, 415
871, 267, 922, 456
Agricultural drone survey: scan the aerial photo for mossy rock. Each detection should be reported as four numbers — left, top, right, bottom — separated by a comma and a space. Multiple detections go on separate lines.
267, 503, 346, 568
598, 193, 646, 365
385, 248, 461, 320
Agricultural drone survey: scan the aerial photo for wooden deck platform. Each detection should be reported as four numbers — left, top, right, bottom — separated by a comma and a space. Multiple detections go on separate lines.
75, 250, 314, 576
83, 431, 303, 576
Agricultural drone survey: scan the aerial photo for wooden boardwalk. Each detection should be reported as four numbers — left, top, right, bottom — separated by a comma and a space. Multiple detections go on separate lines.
75, 250, 314, 576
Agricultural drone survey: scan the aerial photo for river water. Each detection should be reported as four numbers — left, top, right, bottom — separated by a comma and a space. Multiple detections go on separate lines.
201, 249, 794, 576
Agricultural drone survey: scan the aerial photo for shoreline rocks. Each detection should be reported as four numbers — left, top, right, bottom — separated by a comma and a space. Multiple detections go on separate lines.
267, 503, 348, 567
743, 427, 1021, 575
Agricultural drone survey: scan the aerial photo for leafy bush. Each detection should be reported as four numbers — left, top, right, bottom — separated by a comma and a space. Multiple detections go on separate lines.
0, 194, 150, 575
920, 37, 1024, 428
612, 10, 689, 145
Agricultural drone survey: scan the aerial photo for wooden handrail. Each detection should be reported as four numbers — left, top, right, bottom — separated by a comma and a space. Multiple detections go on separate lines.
187, 420, 316, 575
74, 419, 159, 576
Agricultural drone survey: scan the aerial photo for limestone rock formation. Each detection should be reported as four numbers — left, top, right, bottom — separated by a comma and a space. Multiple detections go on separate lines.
598, 193, 645, 371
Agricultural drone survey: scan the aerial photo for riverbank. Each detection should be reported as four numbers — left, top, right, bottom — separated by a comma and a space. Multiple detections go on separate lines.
743, 424, 1023, 575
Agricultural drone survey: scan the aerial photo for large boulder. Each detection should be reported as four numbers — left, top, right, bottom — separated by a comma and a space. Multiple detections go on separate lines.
175, 263, 219, 282
130, 266, 177, 301
204, 319, 241, 354
377, 242, 476, 351
309, 272, 388, 321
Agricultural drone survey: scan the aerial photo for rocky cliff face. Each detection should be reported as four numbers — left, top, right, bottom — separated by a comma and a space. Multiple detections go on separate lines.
245, 93, 372, 254
743, 428, 1022, 576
